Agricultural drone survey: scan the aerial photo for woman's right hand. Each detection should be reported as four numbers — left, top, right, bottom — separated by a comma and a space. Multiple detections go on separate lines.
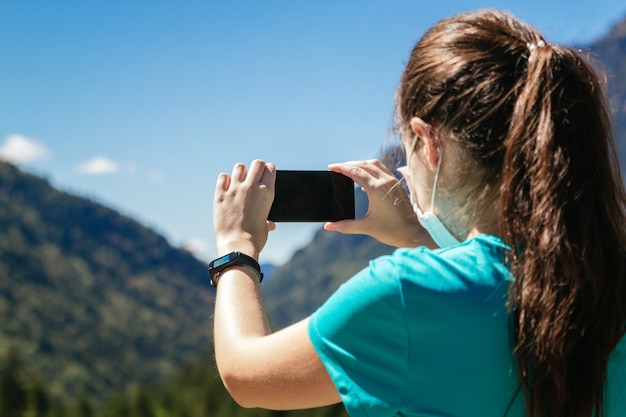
324, 159, 435, 248
213, 160, 276, 258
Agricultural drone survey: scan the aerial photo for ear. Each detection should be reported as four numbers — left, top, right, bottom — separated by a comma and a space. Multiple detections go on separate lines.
410, 117, 440, 170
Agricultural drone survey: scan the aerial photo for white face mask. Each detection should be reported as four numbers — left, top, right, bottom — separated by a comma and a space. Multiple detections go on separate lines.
397, 149, 461, 248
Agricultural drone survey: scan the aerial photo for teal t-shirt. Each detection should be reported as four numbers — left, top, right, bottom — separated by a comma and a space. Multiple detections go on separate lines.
308, 234, 626, 417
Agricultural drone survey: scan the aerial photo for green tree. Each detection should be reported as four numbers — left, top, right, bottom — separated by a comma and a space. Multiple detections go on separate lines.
22, 377, 50, 417
68, 392, 94, 417
98, 393, 131, 417
130, 386, 155, 417
0, 348, 27, 417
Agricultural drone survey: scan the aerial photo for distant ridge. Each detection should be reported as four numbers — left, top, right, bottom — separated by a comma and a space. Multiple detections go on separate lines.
591, 14, 626, 153
0, 160, 214, 401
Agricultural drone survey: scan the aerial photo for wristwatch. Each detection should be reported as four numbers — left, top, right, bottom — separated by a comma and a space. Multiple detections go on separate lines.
208, 251, 263, 287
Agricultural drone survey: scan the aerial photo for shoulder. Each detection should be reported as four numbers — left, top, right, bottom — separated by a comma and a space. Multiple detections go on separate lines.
370, 234, 511, 292
311, 234, 510, 334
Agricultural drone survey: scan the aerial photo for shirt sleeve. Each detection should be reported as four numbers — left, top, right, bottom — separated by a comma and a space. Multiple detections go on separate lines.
308, 255, 408, 417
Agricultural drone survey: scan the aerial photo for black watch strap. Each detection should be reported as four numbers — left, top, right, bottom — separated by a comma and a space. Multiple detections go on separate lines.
208, 251, 263, 287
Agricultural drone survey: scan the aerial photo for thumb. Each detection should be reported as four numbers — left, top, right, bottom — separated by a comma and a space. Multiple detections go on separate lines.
324, 219, 363, 235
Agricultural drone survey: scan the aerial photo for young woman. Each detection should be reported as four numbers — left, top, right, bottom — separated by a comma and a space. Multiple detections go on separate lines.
211, 9, 626, 417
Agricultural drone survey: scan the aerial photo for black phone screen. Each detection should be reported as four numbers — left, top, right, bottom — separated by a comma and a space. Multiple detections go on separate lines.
268, 170, 355, 222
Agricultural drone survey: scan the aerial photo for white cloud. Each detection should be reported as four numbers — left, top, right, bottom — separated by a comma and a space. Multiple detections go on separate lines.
75, 156, 120, 175
0, 134, 50, 164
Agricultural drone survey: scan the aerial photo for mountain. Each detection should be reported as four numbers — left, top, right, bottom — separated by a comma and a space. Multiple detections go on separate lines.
264, 15, 626, 329
0, 160, 214, 401
592, 15, 626, 154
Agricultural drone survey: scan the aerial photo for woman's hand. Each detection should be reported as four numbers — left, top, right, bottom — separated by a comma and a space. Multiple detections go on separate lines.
324, 159, 434, 248
213, 159, 276, 258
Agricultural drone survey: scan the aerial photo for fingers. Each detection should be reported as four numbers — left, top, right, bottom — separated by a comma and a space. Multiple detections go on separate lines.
264, 161, 276, 178
231, 163, 247, 183
219, 160, 275, 191
215, 172, 231, 193
260, 161, 276, 188
329, 159, 390, 175
235, 159, 276, 186
246, 159, 265, 183
329, 160, 394, 190
324, 219, 368, 236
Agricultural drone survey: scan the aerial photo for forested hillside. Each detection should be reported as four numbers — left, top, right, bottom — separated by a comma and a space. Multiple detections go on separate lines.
0, 161, 214, 401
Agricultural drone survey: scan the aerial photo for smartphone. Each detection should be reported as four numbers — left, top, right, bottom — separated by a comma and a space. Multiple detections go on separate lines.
268, 170, 355, 222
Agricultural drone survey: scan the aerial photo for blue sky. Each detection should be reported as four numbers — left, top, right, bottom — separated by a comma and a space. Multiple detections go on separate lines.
2, 0, 625, 265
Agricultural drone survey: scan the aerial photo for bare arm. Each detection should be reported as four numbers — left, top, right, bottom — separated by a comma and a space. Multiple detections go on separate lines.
212, 160, 341, 409
213, 266, 341, 409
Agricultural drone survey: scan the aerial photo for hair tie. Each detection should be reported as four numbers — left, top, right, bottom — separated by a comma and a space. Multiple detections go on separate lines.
526, 39, 546, 62
527, 39, 546, 53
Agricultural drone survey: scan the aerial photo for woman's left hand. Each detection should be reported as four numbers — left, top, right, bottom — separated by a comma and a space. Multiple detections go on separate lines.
213, 159, 276, 258
324, 159, 433, 248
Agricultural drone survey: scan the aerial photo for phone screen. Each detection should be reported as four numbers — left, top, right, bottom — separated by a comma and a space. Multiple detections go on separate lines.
268, 170, 355, 222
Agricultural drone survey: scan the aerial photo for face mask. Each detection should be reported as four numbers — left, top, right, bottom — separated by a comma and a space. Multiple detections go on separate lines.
397, 148, 461, 248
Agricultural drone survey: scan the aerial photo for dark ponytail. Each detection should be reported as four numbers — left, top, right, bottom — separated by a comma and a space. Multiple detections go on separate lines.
500, 38, 626, 417
396, 9, 626, 417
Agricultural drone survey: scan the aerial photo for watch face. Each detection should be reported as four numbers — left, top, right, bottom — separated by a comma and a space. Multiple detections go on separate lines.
212, 253, 235, 269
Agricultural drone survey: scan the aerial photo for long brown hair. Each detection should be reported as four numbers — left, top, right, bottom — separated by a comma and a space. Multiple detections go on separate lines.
395, 9, 626, 417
